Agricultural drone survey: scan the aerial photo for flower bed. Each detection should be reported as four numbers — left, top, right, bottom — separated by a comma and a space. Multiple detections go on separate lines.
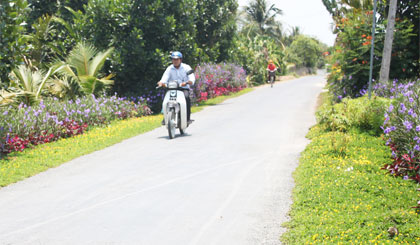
0, 63, 247, 158
0, 94, 151, 157
192, 63, 247, 102
377, 80, 420, 183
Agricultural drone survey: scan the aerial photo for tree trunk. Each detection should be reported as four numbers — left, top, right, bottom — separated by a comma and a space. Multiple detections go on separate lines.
379, 0, 398, 82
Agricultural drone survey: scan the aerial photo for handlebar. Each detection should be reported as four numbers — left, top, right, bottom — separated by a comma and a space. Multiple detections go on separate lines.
156, 69, 194, 89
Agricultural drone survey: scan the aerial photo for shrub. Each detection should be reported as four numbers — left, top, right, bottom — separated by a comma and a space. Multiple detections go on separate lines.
382, 81, 420, 182
192, 63, 247, 102
327, 11, 415, 101
316, 95, 390, 135
282, 126, 420, 243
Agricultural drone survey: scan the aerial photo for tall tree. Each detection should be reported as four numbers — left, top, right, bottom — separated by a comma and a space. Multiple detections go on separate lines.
379, 0, 398, 82
0, 0, 29, 86
244, 0, 282, 35
26, 0, 87, 26
195, 0, 238, 62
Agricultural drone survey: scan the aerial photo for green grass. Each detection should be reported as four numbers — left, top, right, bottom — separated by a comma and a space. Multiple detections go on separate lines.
191, 88, 253, 113
281, 125, 420, 244
0, 88, 253, 187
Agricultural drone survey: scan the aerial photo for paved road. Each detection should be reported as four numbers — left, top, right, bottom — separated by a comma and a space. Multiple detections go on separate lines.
0, 73, 326, 245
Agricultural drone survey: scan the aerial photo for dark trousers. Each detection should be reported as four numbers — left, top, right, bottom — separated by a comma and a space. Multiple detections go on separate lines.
183, 90, 191, 121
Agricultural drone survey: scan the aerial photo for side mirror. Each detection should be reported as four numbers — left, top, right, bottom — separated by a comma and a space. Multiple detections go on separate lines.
186, 70, 194, 75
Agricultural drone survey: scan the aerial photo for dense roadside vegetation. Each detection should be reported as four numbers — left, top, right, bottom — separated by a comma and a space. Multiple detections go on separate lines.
282, 0, 420, 242
0, 0, 328, 160
282, 92, 420, 243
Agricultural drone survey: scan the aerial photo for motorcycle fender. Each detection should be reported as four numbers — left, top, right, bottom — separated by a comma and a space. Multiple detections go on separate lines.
176, 90, 188, 130
162, 92, 171, 125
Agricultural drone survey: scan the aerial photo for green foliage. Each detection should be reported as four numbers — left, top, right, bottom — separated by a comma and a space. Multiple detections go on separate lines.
57, 42, 114, 96
393, 0, 419, 77
0, 65, 58, 106
0, 0, 30, 85
243, 0, 282, 35
26, 14, 56, 68
286, 35, 323, 72
25, 0, 88, 61
112, 0, 201, 94
316, 95, 391, 135
195, 0, 238, 62
230, 34, 285, 85
323, 0, 419, 101
56, 0, 237, 95
282, 126, 420, 243
26, 0, 87, 26
327, 10, 414, 100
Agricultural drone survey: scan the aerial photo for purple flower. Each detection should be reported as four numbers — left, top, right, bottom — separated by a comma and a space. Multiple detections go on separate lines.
403, 91, 413, 97
403, 120, 413, 131
388, 104, 394, 112
400, 103, 406, 112
408, 109, 415, 116
403, 176, 409, 180
416, 126, 420, 132
2, 111, 8, 116
384, 113, 390, 123
414, 145, 420, 151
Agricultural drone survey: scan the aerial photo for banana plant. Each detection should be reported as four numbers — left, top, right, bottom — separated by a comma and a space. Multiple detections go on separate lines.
57, 42, 114, 96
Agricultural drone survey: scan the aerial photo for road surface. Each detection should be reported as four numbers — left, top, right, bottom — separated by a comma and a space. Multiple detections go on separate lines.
0, 73, 326, 245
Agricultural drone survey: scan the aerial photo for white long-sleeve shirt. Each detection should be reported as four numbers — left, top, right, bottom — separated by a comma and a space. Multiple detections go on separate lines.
160, 63, 195, 89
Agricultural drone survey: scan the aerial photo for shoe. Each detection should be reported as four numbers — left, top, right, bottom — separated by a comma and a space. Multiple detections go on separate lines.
161, 119, 165, 125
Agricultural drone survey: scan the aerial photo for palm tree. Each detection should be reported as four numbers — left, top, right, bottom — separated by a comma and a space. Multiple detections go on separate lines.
0, 65, 58, 106
57, 42, 114, 96
48, 75, 82, 100
244, 0, 283, 35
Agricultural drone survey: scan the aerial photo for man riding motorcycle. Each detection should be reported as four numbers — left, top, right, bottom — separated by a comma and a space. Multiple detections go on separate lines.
157, 51, 195, 125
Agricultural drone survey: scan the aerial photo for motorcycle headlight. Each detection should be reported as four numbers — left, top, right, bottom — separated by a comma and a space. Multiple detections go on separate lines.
168, 81, 179, 89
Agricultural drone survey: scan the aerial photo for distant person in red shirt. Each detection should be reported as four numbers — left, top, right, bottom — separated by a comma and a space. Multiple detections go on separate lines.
266, 60, 277, 83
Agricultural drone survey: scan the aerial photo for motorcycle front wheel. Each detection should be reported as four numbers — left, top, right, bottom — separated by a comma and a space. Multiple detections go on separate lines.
167, 109, 176, 139
270, 76, 274, 87
179, 114, 185, 135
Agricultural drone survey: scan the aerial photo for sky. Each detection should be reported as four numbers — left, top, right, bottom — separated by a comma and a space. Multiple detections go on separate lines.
237, 0, 337, 46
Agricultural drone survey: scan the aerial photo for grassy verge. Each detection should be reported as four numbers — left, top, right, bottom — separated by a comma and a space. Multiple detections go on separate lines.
191, 88, 253, 113
281, 125, 420, 243
0, 88, 253, 187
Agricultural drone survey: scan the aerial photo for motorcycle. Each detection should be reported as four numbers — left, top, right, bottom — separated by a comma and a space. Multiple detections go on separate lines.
157, 70, 194, 139
267, 68, 277, 88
